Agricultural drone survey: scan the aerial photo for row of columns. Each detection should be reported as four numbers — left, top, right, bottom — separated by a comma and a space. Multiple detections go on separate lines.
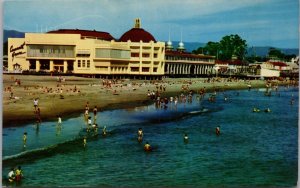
166, 63, 213, 75
35, 60, 68, 73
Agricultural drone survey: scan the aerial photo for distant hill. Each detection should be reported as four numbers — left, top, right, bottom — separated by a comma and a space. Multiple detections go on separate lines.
175, 41, 299, 56
3, 30, 299, 57
4, 30, 25, 42
246, 46, 299, 57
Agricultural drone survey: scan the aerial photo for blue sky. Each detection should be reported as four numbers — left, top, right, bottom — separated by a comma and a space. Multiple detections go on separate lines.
3, 0, 299, 48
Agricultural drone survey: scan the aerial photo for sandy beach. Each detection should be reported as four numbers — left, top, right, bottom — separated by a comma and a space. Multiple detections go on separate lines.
3, 74, 290, 127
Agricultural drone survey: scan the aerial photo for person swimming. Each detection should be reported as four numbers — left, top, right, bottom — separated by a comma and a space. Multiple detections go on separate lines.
264, 108, 271, 113
144, 142, 151, 151
253, 108, 260, 112
183, 133, 189, 143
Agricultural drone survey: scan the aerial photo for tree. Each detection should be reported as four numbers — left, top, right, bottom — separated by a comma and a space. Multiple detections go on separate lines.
219, 34, 247, 61
267, 48, 296, 61
268, 48, 284, 59
192, 34, 247, 61
205, 41, 220, 57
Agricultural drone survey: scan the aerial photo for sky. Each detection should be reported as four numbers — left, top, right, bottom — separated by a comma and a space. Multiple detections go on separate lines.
2, 0, 299, 48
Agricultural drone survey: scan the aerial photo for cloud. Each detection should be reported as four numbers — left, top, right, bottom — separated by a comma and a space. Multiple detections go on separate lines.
3, 0, 299, 48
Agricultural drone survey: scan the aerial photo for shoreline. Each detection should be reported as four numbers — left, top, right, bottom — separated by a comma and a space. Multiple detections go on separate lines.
3, 75, 294, 128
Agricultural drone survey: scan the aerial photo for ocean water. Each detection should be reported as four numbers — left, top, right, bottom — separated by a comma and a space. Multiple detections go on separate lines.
2, 87, 298, 187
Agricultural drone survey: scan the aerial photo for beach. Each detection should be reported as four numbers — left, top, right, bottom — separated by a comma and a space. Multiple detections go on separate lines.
3, 74, 291, 127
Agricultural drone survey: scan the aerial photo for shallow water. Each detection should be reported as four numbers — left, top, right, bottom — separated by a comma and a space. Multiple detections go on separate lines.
2, 87, 298, 187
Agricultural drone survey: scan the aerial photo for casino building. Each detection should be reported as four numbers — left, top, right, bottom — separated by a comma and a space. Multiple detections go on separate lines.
164, 38, 215, 77
8, 19, 165, 79
8, 18, 215, 78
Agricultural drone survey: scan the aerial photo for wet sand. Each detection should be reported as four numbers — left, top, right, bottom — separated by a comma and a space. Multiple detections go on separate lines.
3, 74, 284, 127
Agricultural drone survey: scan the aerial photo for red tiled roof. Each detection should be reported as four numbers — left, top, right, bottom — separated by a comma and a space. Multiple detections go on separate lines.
48, 29, 115, 41
215, 60, 228, 64
165, 50, 214, 59
119, 28, 156, 42
271, 62, 287, 67
215, 59, 247, 65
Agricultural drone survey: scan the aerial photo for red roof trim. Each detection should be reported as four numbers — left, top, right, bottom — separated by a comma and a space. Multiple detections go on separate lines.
270, 62, 287, 67
165, 50, 214, 59
47, 29, 115, 41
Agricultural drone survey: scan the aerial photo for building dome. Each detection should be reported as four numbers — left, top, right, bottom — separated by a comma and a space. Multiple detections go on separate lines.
119, 28, 156, 42
166, 40, 173, 51
167, 40, 173, 46
119, 18, 156, 42
177, 41, 185, 51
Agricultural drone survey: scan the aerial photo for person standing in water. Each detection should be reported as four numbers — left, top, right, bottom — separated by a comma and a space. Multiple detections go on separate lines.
23, 132, 27, 147
102, 126, 107, 136
15, 166, 23, 182
93, 106, 98, 123
83, 137, 87, 147
137, 128, 143, 142
216, 126, 220, 136
8, 168, 15, 183
57, 115, 62, 126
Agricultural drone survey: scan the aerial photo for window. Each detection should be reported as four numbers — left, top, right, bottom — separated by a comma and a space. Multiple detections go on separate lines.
142, 53, 150, 58
77, 60, 81, 67
154, 53, 158, 58
87, 60, 90, 68
153, 67, 157, 72
131, 53, 139, 57
82, 60, 86, 67
131, 67, 139, 72
142, 67, 150, 72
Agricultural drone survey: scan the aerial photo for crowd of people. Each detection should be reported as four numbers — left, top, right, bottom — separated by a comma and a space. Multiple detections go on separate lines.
4, 75, 298, 185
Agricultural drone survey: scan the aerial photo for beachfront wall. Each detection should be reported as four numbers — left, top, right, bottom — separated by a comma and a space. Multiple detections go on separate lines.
164, 51, 215, 77
260, 68, 280, 77
7, 33, 165, 78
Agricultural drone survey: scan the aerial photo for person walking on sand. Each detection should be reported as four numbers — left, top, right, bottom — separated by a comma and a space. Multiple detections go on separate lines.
33, 98, 39, 111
